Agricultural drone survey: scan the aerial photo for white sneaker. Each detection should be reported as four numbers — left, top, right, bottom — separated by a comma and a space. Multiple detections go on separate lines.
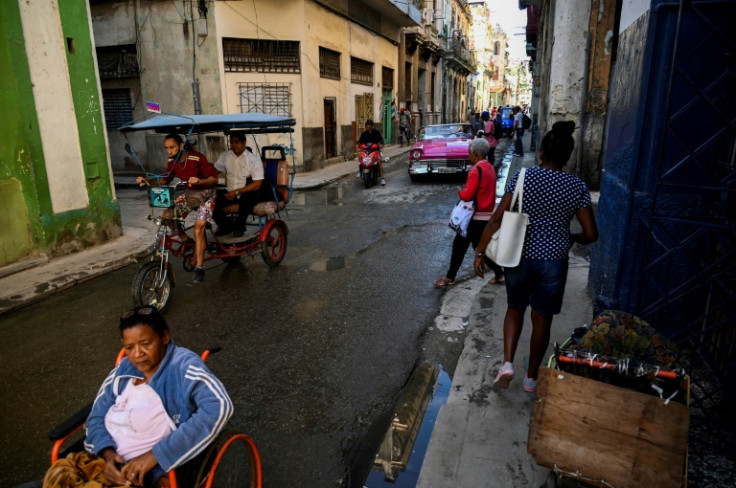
493, 362, 514, 388
523, 376, 537, 392
357, 171, 361, 178
381, 178, 386, 186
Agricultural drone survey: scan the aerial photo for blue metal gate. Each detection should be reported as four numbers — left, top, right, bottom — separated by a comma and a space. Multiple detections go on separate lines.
593, 0, 735, 425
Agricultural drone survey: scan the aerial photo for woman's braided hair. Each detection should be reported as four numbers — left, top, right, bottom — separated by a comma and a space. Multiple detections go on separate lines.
541, 121, 576, 166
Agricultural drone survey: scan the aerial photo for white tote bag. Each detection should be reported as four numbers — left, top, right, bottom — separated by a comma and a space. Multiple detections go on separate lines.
486, 168, 529, 267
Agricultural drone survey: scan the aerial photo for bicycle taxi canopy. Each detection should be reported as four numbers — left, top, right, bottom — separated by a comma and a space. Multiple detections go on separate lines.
119, 112, 296, 134
120, 112, 297, 207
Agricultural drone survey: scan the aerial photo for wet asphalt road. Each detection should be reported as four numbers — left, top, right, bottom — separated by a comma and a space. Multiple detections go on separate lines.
0, 151, 506, 487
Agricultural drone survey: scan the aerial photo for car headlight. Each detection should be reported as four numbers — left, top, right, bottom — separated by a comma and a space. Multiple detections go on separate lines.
411, 150, 422, 160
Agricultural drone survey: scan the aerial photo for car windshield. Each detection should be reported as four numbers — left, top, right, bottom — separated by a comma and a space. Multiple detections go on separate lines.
418, 124, 471, 141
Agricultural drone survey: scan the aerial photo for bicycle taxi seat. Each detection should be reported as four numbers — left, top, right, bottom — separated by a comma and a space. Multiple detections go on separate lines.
220, 145, 291, 219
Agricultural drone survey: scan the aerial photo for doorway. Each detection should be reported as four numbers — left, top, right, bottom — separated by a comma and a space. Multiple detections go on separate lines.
323, 97, 336, 159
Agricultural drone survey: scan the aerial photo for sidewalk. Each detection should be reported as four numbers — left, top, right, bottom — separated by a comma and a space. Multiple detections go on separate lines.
0, 144, 410, 316
417, 132, 596, 487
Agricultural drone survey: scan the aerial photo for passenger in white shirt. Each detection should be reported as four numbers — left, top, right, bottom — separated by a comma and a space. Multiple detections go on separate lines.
212, 133, 270, 237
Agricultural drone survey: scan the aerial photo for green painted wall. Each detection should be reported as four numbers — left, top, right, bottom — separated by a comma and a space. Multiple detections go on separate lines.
0, 0, 43, 264
0, 0, 121, 266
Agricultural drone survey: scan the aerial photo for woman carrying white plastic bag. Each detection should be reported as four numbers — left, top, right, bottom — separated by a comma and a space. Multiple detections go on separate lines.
473, 121, 598, 392
433, 138, 504, 288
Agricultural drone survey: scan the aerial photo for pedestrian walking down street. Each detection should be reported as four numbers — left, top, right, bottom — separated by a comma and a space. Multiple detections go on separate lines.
434, 138, 504, 289
473, 121, 598, 392
512, 106, 524, 156
399, 108, 412, 147
480, 110, 500, 168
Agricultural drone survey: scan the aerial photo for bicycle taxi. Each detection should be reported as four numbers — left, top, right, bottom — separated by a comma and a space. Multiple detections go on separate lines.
120, 112, 296, 312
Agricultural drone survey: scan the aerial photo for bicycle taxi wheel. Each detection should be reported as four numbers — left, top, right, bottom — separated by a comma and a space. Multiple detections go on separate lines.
260, 220, 287, 267
131, 261, 173, 313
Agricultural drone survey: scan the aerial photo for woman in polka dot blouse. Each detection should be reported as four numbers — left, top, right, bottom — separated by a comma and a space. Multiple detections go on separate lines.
473, 121, 599, 392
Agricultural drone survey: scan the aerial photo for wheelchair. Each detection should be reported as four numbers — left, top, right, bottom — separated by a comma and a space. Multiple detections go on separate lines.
46, 347, 262, 488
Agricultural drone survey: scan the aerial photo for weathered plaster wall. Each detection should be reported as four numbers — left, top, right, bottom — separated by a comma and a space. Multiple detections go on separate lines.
546, 0, 592, 171
580, 0, 617, 190
0, 1, 41, 265
20, 0, 89, 213
91, 0, 223, 173
0, 0, 120, 267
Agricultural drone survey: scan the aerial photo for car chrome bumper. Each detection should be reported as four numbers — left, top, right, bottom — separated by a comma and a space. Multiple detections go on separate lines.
408, 163, 469, 175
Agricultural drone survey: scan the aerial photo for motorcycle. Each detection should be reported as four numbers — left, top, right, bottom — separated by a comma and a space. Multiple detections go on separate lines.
358, 143, 381, 188
120, 112, 296, 312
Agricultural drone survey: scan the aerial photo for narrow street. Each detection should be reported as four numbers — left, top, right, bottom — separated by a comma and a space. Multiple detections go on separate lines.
0, 144, 512, 487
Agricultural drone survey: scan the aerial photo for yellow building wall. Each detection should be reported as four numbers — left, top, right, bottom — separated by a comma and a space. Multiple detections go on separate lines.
214, 0, 399, 170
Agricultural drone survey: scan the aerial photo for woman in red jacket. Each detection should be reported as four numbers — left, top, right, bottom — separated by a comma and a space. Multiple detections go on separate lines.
434, 138, 505, 287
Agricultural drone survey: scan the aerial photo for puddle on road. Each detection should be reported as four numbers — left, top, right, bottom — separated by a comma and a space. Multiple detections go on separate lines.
494, 147, 516, 203
362, 363, 451, 487
291, 183, 361, 206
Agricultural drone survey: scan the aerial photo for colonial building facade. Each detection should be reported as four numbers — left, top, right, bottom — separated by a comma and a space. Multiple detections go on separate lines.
92, 0, 422, 174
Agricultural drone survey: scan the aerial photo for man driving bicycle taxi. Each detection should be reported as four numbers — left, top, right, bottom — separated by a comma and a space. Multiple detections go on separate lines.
136, 134, 218, 283
212, 133, 272, 239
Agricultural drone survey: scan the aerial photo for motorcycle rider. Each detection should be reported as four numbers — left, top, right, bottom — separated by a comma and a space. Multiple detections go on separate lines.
136, 134, 218, 283
212, 133, 270, 238
357, 119, 386, 186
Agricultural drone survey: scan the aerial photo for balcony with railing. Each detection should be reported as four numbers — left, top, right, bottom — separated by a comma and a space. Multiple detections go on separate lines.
439, 34, 475, 73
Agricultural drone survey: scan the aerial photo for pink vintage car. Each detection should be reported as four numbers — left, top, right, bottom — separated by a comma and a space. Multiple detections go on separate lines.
407, 123, 474, 181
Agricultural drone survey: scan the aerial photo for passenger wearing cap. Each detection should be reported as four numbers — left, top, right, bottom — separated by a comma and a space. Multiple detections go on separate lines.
357, 119, 386, 185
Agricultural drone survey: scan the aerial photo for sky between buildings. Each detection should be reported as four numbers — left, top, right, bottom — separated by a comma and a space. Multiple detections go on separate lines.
486, 0, 529, 60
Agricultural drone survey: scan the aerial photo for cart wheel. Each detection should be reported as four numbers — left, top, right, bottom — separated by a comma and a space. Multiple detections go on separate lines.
131, 261, 173, 313
261, 220, 287, 267
193, 430, 262, 488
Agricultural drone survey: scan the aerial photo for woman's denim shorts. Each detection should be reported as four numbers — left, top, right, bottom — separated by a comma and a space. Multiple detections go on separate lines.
504, 258, 569, 316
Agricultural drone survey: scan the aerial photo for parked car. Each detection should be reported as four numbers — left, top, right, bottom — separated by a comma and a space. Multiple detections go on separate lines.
407, 123, 474, 181
500, 106, 514, 137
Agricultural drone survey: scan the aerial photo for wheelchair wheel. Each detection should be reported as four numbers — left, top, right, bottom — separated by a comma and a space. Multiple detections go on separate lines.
131, 261, 173, 313
260, 220, 287, 267
192, 430, 262, 488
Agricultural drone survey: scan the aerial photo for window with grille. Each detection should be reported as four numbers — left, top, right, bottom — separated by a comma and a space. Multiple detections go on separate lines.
238, 83, 291, 116
319, 47, 340, 80
382, 66, 394, 89
223, 38, 301, 73
351, 57, 374, 85
96, 44, 139, 79
102, 88, 133, 129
